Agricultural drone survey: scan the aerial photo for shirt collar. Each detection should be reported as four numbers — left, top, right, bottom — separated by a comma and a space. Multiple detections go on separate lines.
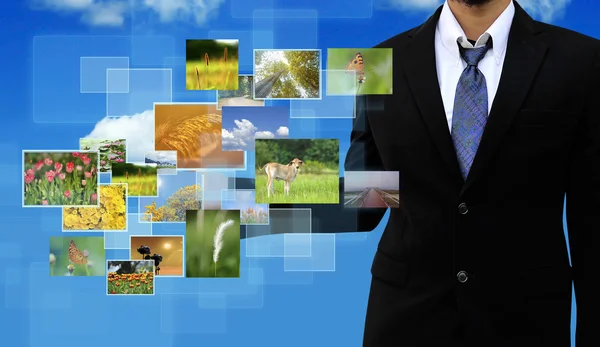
437, 0, 515, 65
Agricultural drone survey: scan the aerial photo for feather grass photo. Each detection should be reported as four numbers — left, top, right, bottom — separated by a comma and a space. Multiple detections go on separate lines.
154, 103, 245, 169
186, 39, 239, 91
185, 209, 240, 278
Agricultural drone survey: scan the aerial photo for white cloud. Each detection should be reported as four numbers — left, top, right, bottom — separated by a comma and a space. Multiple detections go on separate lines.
255, 131, 275, 138
382, 0, 571, 22
221, 119, 286, 151
82, 2, 127, 26
141, 0, 225, 26
145, 150, 176, 163
383, 0, 441, 11
84, 110, 154, 163
30, 0, 225, 27
518, 0, 571, 22
276, 126, 289, 137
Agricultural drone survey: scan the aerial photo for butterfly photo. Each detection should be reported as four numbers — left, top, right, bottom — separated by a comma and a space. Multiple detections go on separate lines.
345, 52, 366, 84
49, 236, 106, 276
326, 48, 393, 95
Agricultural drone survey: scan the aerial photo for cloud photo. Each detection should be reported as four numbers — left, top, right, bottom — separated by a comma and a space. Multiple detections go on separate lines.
30, 0, 226, 27
145, 151, 176, 165
84, 109, 154, 163
380, 0, 571, 22
221, 106, 289, 151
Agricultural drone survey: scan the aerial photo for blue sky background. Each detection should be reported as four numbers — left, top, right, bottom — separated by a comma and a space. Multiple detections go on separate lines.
0, 0, 597, 346
222, 106, 289, 151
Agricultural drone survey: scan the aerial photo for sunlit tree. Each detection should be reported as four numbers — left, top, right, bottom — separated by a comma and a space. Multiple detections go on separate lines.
142, 185, 201, 222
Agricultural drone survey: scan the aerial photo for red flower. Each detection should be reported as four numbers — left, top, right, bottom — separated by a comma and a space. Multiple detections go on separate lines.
54, 162, 63, 172
42, 200, 48, 205
72, 152, 80, 157
34, 161, 44, 171
66, 162, 75, 173
84, 171, 92, 179
44, 157, 53, 166
45, 170, 56, 183
26, 169, 34, 177
59, 173, 66, 180
64, 190, 71, 198
91, 193, 97, 202
81, 156, 91, 165
24, 174, 34, 184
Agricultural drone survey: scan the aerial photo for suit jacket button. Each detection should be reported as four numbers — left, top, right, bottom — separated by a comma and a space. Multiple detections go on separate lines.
458, 203, 468, 215
457, 270, 468, 283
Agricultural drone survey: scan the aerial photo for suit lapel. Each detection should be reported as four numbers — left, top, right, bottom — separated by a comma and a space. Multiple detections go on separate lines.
461, 2, 547, 195
402, 6, 464, 182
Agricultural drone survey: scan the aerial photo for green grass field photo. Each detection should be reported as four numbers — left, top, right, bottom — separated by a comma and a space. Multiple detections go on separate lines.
186, 39, 239, 91
255, 139, 340, 204
185, 210, 241, 278
111, 162, 158, 197
326, 48, 393, 95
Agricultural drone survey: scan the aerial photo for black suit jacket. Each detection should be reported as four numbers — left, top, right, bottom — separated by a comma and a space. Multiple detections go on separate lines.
344, 2, 600, 346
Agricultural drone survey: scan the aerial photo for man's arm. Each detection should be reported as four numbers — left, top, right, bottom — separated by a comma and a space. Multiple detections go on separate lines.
343, 94, 388, 231
567, 44, 600, 347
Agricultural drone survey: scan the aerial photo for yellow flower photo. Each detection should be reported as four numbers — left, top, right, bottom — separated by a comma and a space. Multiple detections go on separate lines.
62, 183, 127, 230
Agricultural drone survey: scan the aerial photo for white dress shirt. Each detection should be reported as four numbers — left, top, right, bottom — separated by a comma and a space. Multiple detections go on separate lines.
434, 0, 515, 132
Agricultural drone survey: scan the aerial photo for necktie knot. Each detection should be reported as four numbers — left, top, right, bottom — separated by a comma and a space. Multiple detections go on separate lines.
458, 39, 492, 66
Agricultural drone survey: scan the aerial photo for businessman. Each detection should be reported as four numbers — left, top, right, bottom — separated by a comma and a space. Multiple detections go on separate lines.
344, 0, 600, 346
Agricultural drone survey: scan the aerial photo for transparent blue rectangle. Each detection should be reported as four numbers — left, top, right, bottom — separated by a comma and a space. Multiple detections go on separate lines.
80, 57, 129, 93
283, 233, 312, 257
128, 197, 139, 213
253, 10, 318, 49
290, 89, 356, 118
160, 294, 226, 333
208, 31, 254, 73
245, 209, 311, 257
106, 69, 172, 117
231, 0, 373, 19
99, 172, 111, 184
33, 36, 131, 123
201, 171, 236, 210
130, 36, 174, 67
29, 263, 72, 309
105, 68, 129, 93
284, 234, 336, 271
104, 213, 152, 249
253, 30, 274, 49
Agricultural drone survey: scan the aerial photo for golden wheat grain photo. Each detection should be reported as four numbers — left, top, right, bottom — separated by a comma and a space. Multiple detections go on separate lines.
154, 104, 245, 169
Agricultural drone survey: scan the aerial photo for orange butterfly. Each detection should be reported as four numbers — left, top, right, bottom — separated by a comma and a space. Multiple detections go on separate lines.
345, 52, 365, 83
68, 240, 87, 264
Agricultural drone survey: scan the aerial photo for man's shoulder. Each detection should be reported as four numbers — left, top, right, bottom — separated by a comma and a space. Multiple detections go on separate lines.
536, 21, 600, 51
372, 25, 423, 49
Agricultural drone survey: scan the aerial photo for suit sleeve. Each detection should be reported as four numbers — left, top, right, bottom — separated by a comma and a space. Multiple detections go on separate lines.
567, 45, 600, 347
343, 94, 388, 231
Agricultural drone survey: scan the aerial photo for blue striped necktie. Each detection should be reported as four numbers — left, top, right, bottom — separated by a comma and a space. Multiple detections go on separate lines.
451, 39, 492, 180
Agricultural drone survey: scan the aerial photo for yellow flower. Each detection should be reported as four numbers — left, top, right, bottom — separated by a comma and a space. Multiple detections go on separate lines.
61, 184, 127, 230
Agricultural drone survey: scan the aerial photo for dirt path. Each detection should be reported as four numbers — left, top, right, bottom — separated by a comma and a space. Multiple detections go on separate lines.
219, 96, 264, 108
362, 188, 388, 208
